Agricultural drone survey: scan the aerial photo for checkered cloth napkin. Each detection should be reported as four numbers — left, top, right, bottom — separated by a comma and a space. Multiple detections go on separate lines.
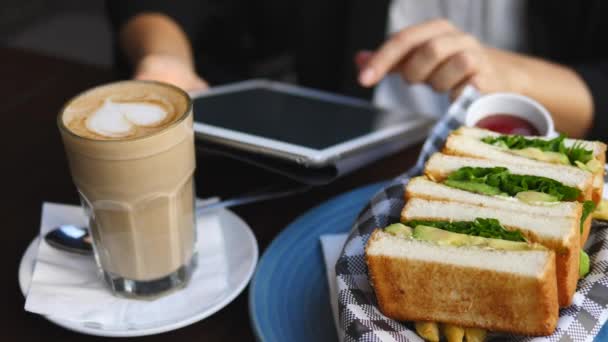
335, 86, 608, 342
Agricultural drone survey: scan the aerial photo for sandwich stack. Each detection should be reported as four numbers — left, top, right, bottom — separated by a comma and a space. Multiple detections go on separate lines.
365, 128, 606, 340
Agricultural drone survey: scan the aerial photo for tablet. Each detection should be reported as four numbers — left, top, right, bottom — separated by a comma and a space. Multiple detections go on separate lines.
191, 80, 433, 167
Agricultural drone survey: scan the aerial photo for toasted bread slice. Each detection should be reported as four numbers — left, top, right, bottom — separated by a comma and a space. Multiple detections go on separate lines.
366, 229, 558, 335
448, 127, 605, 203
401, 198, 580, 307
405, 177, 590, 246
424, 153, 593, 202
454, 127, 606, 163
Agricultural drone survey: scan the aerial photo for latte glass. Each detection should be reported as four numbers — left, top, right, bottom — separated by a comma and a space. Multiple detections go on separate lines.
57, 81, 197, 297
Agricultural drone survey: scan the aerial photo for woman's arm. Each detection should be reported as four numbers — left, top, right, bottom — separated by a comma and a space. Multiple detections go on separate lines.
357, 19, 593, 138
120, 13, 193, 68
119, 13, 207, 91
486, 48, 593, 138
571, 62, 608, 140
106, 1, 207, 91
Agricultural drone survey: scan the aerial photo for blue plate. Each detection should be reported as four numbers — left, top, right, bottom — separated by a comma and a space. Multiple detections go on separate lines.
249, 181, 608, 341
249, 182, 386, 342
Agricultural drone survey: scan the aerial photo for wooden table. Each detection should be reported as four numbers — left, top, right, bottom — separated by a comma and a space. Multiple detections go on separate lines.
0, 47, 420, 341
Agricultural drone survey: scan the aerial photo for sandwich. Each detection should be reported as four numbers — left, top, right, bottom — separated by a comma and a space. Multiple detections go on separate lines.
444, 127, 605, 203
407, 176, 583, 221
364, 129, 605, 340
406, 175, 593, 248
425, 153, 594, 201
366, 219, 558, 336
423, 153, 595, 246
401, 198, 579, 307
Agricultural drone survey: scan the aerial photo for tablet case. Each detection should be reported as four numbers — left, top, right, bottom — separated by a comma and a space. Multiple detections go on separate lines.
196, 126, 429, 185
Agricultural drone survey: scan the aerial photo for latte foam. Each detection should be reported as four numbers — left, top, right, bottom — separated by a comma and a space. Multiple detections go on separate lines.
61, 81, 189, 140
85, 100, 169, 138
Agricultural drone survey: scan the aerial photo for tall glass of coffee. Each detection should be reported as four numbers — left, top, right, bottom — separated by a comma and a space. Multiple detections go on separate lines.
58, 81, 197, 297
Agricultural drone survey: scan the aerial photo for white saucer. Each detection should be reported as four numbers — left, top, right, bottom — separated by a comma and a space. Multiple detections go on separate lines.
18, 207, 258, 337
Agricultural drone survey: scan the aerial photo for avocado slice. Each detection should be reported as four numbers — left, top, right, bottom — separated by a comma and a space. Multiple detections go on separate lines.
384, 223, 413, 238
575, 159, 602, 173
413, 225, 469, 246
412, 225, 531, 250
508, 147, 570, 165
586, 159, 603, 173
515, 191, 558, 203
592, 199, 608, 221
443, 179, 504, 196
580, 250, 590, 278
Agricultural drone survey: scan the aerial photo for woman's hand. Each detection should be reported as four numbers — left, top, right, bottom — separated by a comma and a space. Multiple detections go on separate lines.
356, 19, 526, 99
134, 53, 208, 92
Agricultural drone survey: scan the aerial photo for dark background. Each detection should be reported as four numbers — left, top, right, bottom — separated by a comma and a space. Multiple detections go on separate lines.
1, 0, 112, 68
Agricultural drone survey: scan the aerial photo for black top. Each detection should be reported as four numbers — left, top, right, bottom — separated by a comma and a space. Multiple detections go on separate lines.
106, 0, 608, 140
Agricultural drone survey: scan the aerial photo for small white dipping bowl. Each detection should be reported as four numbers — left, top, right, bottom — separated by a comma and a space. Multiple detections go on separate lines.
465, 93, 556, 137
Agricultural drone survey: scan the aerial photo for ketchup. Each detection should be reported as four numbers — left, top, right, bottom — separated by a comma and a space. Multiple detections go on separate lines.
475, 114, 540, 136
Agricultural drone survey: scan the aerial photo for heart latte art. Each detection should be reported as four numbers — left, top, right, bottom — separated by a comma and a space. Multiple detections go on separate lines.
86, 100, 169, 138
61, 82, 188, 140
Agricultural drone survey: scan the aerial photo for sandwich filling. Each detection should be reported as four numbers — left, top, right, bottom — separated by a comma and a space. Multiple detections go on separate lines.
407, 218, 526, 242
444, 166, 579, 200
480, 134, 601, 173
443, 166, 595, 232
384, 218, 531, 251
384, 220, 590, 276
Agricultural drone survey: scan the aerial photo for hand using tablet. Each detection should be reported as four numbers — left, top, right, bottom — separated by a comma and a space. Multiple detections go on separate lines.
356, 19, 523, 99
113, 9, 593, 138
134, 54, 209, 92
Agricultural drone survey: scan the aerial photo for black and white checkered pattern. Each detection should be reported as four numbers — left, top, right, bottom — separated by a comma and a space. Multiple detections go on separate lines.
335, 86, 608, 341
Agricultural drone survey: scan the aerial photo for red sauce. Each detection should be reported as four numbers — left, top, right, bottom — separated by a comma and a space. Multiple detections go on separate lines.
475, 114, 540, 136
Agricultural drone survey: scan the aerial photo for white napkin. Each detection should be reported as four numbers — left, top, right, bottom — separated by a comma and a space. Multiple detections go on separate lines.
320, 233, 348, 341
24, 202, 229, 330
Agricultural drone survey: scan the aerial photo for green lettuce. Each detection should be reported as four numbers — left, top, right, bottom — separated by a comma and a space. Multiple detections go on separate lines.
405, 218, 526, 242
580, 250, 590, 277
581, 200, 596, 233
481, 134, 593, 165
444, 167, 580, 201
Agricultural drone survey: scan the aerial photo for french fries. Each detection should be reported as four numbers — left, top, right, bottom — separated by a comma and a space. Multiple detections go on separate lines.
465, 327, 487, 342
415, 321, 487, 342
415, 322, 440, 342
442, 324, 465, 342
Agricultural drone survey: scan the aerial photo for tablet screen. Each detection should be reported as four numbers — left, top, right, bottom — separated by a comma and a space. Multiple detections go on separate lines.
193, 87, 404, 150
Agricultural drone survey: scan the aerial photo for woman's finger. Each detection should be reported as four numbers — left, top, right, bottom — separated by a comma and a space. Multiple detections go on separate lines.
426, 50, 479, 92
359, 19, 456, 87
401, 33, 479, 84
355, 50, 374, 70
450, 78, 474, 101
